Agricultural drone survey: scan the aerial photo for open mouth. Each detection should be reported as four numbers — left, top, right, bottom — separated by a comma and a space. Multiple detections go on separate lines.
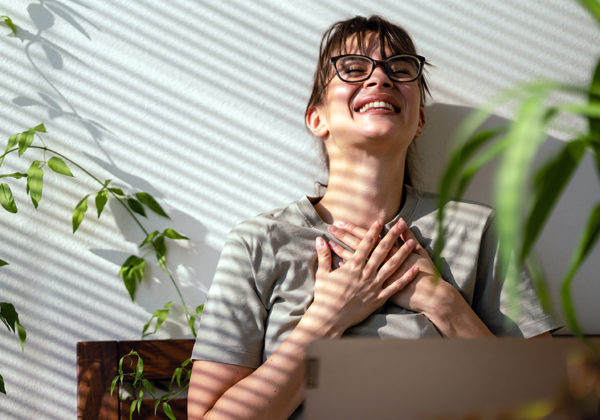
356, 101, 400, 113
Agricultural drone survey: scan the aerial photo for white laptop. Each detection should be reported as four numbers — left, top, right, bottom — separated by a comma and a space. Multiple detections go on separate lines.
304, 337, 599, 419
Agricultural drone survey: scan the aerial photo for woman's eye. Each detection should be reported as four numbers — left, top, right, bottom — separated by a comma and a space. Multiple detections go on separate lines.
346, 66, 367, 74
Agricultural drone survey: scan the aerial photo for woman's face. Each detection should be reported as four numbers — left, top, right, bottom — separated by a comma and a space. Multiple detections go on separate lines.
312, 33, 424, 155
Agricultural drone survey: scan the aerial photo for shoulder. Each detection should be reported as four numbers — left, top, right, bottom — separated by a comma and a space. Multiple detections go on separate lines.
223, 197, 316, 264
228, 198, 310, 242
406, 186, 494, 230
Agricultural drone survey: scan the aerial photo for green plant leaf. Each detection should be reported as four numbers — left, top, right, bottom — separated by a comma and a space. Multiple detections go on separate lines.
141, 301, 172, 338
95, 189, 108, 218
129, 399, 137, 420
6, 134, 18, 149
163, 228, 188, 240
434, 126, 506, 265
18, 130, 35, 156
141, 378, 155, 395
456, 136, 510, 198
578, 0, 600, 27
0, 183, 17, 213
495, 92, 550, 314
0, 133, 19, 167
561, 202, 600, 336
108, 187, 125, 196
0, 172, 27, 179
17, 321, 26, 351
136, 192, 169, 218
525, 256, 553, 315
1, 15, 16, 36
188, 314, 197, 338
135, 354, 144, 381
163, 401, 176, 420
119, 255, 146, 300
27, 161, 44, 208
0, 302, 26, 350
109, 374, 120, 396
127, 197, 146, 217
154, 235, 166, 268
1, 302, 18, 332
0, 259, 8, 267
171, 367, 183, 387
72, 195, 89, 233
140, 230, 160, 248
48, 156, 73, 176
588, 56, 600, 147
32, 123, 46, 133
521, 137, 587, 261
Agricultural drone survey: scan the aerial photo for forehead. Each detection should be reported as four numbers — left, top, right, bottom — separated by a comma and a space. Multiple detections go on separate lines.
340, 32, 391, 56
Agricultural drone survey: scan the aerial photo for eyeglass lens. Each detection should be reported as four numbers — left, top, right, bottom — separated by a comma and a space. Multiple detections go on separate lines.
335, 56, 420, 82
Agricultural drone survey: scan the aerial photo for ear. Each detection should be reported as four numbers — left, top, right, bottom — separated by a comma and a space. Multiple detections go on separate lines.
415, 107, 425, 138
306, 105, 329, 138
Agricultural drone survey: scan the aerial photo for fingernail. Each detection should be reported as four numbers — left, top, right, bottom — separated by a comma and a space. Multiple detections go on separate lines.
316, 237, 325, 249
328, 225, 338, 233
335, 221, 347, 227
406, 239, 415, 247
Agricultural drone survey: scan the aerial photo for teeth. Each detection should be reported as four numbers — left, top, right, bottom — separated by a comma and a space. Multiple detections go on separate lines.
358, 101, 395, 113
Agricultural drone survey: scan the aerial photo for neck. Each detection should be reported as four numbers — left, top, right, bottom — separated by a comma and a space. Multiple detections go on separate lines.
315, 149, 407, 228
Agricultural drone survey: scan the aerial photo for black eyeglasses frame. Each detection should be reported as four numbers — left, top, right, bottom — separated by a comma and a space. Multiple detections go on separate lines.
330, 53, 426, 83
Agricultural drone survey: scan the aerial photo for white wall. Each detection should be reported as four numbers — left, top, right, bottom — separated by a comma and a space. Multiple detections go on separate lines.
1, 0, 598, 418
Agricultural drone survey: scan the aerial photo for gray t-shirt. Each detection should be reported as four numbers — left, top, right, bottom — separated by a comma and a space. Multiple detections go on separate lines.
192, 186, 559, 367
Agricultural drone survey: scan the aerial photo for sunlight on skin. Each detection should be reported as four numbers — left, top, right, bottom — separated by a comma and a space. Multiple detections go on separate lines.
188, 219, 420, 419
306, 34, 424, 230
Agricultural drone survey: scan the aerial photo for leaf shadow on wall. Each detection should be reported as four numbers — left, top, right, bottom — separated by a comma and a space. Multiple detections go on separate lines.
11, 1, 114, 161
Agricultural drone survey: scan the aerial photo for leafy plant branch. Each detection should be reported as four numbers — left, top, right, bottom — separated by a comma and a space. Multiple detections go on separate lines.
435, 0, 600, 340
0, 124, 199, 338
110, 350, 192, 420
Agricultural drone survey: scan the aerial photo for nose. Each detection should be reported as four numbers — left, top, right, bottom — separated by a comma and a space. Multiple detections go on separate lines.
364, 64, 393, 88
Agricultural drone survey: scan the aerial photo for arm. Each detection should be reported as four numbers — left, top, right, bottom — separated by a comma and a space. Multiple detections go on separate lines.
188, 220, 420, 419
327, 219, 494, 338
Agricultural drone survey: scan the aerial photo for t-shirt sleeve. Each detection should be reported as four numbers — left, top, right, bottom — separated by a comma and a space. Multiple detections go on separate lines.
471, 214, 561, 337
191, 230, 267, 368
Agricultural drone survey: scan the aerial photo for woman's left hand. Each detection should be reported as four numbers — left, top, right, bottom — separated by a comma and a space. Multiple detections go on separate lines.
327, 219, 495, 337
327, 219, 445, 315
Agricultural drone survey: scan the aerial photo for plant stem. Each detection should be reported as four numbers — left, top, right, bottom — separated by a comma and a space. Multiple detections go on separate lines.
29, 145, 150, 236
3, 143, 193, 333
36, 146, 193, 329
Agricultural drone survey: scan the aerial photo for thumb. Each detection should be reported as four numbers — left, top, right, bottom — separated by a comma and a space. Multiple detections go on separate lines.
315, 236, 332, 274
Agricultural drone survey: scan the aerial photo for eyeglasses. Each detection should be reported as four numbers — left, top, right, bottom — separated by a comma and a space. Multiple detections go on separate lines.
330, 53, 425, 83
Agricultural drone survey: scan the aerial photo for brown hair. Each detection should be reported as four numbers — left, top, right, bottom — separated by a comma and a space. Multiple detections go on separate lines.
306, 15, 430, 188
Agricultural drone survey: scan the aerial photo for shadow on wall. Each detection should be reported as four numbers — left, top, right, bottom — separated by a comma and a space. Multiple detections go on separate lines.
418, 103, 600, 333
7, 1, 219, 337
11, 1, 113, 159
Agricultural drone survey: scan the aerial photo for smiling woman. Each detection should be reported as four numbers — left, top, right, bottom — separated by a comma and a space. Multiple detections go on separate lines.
187, 15, 560, 420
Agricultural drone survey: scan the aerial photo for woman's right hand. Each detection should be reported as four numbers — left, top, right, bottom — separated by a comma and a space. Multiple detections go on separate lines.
307, 219, 419, 336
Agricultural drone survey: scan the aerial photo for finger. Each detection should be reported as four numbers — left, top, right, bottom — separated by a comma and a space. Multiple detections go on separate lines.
328, 224, 361, 250
335, 221, 368, 240
398, 219, 428, 256
379, 266, 420, 301
315, 237, 332, 274
377, 238, 417, 282
328, 240, 354, 261
352, 220, 383, 265
363, 220, 405, 275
